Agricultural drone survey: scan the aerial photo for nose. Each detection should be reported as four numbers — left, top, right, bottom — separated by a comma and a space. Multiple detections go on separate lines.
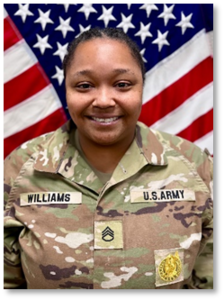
92, 86, 116, 108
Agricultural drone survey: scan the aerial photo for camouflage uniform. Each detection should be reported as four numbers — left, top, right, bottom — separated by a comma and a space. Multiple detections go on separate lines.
4, 120, 213, 289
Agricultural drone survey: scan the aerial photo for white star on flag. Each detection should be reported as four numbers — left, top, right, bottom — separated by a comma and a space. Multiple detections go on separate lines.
33, 34, 52, 55
97, 5, 116, 27
34, 9, 53, 31
152, 30, 170, 52
140, 4, 158, 18
14, 4, 34, 23
117, 13, 135, 33
57, 2, 77, 12
52, 66, 64, 85
76, 24, 92, 38
78, 4, 97, 21
140, 48, 147, 63
135, 22, 152, 44
176, 12, 194, 35
127, 4, 132, 10
55, 17, 74, 38
158, 4, 176, 26
53, 42, 68, 62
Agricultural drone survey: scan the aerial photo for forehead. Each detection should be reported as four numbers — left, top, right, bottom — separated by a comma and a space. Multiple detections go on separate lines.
75, 37, 130, 53
71, 38, 137, 66
66, 37, 142, 78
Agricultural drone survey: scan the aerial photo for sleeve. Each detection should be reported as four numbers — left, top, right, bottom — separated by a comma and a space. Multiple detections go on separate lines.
190, 234, 213, 289
185, 150, 213, 289
4, 152, 27, 289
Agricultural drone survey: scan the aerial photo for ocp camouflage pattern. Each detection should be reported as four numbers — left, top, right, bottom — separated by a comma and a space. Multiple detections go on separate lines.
4, 120, 213, 289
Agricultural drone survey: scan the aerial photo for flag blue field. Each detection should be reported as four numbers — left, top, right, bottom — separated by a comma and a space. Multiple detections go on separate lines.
4, 3, 213, 158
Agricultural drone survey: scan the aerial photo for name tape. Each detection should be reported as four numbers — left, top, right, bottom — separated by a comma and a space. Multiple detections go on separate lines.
130, 189, 195, 203
20, 192, 82, 206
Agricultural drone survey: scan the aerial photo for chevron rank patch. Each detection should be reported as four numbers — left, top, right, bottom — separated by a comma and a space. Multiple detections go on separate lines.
94, 220, 123, 249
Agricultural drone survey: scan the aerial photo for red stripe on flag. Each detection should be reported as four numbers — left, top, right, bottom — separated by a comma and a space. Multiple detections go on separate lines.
4, 16, 22, 51
4, 63, 50, 111
177, 108, 213, 142
139, 56, 213, 127
4, 108, 67, 158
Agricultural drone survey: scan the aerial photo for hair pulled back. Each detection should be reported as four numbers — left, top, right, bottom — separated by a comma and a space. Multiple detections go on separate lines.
62, 27, 145, 82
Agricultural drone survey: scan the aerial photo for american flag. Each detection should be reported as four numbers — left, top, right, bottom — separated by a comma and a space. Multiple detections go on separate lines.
4, 3, 213, 158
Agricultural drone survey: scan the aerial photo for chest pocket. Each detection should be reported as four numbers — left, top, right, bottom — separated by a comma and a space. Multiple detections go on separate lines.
122, 185, 201, 288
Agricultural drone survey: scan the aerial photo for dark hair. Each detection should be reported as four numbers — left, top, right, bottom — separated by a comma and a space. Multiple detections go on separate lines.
62, 27, 145, 81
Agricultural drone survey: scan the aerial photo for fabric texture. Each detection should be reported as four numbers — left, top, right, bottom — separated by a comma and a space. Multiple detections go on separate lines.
4, 120, 213, 289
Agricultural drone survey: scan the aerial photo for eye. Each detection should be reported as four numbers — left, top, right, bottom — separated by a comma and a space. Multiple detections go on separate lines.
76, 83, 92, 89
115, 81, 132, 89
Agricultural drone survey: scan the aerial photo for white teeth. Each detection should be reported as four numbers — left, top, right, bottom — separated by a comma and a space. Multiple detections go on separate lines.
91, 117, 119, 123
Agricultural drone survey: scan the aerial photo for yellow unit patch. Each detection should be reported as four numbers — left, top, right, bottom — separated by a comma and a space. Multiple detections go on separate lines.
158, 251, 182, 282
154, 248, 184, 287
94, 220, 123, 250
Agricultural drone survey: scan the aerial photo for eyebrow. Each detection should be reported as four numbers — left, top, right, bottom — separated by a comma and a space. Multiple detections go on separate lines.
72, 68, 133, 77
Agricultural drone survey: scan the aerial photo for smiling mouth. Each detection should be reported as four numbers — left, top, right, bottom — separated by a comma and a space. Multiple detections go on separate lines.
88, 116, 121, 124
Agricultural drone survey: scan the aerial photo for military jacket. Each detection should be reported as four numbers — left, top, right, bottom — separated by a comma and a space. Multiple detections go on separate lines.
4, 121, 213, 289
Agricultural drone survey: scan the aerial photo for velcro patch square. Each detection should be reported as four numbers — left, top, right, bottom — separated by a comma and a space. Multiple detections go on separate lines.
94, 220, 123, 250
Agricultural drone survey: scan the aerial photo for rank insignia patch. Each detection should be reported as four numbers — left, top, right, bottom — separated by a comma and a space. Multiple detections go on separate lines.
94, 220, 123, 249
154, 248, 184, 287
102, 226, 114, 242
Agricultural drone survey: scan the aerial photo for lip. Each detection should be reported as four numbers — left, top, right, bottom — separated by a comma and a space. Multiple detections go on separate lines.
86, 115, 122, 126
87, 114, 121, 118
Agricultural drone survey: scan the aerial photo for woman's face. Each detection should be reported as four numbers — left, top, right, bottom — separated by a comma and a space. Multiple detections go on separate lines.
65, 38, 143, 147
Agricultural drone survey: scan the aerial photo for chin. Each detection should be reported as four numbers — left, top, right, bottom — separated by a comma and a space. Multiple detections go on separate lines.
92, 138, 117, 147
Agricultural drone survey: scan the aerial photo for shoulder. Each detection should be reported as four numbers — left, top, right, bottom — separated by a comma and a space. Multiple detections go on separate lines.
5, 121, 71, 163
5, 132, 53, 168
153, 128, 213, 171
4, 121, 71, 184
4, 132, 54, 191
140, 121, 211, 164
137, 122, 213, 190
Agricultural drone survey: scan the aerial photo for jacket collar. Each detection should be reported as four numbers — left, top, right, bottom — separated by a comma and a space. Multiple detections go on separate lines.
34, 120, 168, 175
135, 122, 168, 166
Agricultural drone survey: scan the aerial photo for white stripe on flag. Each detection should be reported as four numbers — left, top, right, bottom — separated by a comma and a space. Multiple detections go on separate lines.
4, 8, 8, 18
142, 29, 212, 104
194, 131, 213, 154
4, 85, 62, 138
151, 82, 213, 134
4, 39, 37, 83
207, 31, 213, 57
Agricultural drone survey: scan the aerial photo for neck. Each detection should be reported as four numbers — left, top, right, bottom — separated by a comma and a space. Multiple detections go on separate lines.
78, 133, 135, 174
